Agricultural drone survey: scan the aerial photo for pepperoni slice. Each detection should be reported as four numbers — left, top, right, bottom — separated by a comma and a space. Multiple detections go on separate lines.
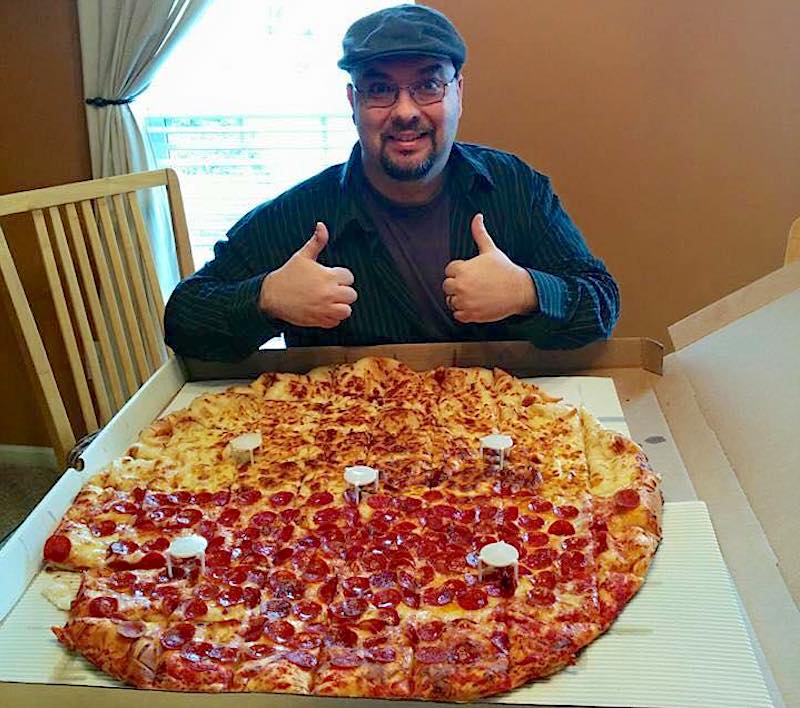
111, 501, 138, 515
400, 496, 423, 513
172, 508, 203, 528
117, 620, 146, 639
281, 508, 300, 523
422, 586, 453, 607
402, 590, 420, 608
88, 596, 118, 618
218, 508, 241, 527
251, 510, 278, 527
92, 519, 117, 537
528, 498, 553, 513
614, 488, 641, 510
313, 507, 340, 526
275, 525, 294, 544
332, 626, 359, 647
294, 600, 321, 621
243, 587, 262, 609
266, 620, 295, 643
225, 567, 248, 585
416, 565, 435, 586
366, 494, 392, 509
526, 531, 549, 547
369, 570, 397, 588
270, 491, 294, 507
456, 587, 488, 610
342, 576, 370, 597
416, 620, 445, 642
217, 586, 243, 607
263, 598, 292, 619
237, 488, 262, 506
330, 650, 363, 668
181, 641, 213, 663
136, 552, 166, 570
559, 550, 589, 579
160, 623, 195, 649
184, 599, 208, 619
357, 618, 387, 634
518, 515, 545, 530
285, 650, 318, 669
548, 519, 576, 536
43, 534, 72, 563
527, 587, 556, 606
245, 643, 272, 660
273, 547, 294, 566
453, 640, 481, 664
208, 646, 239, 663
422, 490, 444, 503
555, 505, 580, 519
318, 577, 338, 604
302, 556, 330, 582
534, 570, 558, 589
109, 539, 139, 556
143, 537, 170, 552
416, 646, 449, 664
308, 491, 334, 506
294, 632, 323, 650
193, 491, 213, 506
212, 490, 230, 506
372, 588, 401, 608
330, 598, 367, 620
366, 646, 396, 663
109, 571, 136, 590
528, 548, 558, 569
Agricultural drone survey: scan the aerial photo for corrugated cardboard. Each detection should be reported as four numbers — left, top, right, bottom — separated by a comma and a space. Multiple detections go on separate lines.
1, 261, 798, 706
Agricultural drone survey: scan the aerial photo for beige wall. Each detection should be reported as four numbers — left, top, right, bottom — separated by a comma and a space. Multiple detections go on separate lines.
431, 0, 800, 343
0, 0, 91, 446
1, 0, 799, 445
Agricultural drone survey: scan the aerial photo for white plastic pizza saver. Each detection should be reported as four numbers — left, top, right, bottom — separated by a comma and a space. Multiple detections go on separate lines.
478, 540, 520, 583
480, 433, 513, 470
166, 534, 208, 577
344, 465, 380, 504
230, 431, 262, 465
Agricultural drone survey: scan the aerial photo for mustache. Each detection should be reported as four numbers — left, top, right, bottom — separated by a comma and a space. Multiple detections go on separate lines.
381, 117, 432, 139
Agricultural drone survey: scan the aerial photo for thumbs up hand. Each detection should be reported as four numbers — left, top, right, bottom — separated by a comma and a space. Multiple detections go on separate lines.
259, 222, 357, 328
443, 214, 537, 323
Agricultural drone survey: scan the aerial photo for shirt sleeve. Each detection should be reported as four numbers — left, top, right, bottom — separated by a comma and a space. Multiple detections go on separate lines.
164, 211, 285, 362
504, 173, 620, 349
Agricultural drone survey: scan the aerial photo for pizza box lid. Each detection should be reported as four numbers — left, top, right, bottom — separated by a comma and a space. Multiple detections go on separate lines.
656, 258, 800, 707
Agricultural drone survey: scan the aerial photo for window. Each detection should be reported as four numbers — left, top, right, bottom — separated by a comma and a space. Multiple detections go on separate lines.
135, 0, 400, 269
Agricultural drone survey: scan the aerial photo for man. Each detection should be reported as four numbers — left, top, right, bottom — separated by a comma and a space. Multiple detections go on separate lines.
164, 4, 619, 362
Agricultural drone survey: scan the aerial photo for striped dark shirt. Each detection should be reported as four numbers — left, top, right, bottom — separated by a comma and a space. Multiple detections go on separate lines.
164, 142, 620, 362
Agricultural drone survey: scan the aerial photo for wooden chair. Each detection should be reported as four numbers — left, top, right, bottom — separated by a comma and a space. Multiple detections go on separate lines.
0, 169, 194, 466
786, 216, 800, 266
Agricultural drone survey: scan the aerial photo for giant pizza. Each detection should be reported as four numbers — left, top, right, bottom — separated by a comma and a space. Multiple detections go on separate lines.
44, 357, 662, 700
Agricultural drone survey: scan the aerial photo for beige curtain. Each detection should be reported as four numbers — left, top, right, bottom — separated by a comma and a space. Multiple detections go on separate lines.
77, 0, 210, 293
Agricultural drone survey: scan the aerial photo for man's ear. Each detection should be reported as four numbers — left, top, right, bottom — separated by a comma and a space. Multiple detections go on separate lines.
346, 83, 355, 112
457, 74, 464, 119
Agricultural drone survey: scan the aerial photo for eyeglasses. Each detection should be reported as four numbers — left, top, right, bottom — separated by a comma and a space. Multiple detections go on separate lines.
353, 76, 458, 109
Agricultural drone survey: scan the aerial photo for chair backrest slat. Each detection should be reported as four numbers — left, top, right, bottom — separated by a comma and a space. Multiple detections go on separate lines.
32, 209, 98, 432
64, 202, 126, 412
48, 206, 112, 425
166, 169, 194, 279
96, 197, 150, 384
112, 193, 166, 373
0, 224, 75, 461
80, 198, 139, 397
126, 191, 167, 324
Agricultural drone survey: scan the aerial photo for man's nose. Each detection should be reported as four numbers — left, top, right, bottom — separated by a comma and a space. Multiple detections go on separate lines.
391, 87, 422, 121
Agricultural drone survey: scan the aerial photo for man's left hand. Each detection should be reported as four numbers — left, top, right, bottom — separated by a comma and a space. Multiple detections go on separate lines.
443, 213, 538, 323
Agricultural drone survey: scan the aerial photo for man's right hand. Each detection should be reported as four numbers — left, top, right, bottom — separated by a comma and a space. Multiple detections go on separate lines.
259, 222, 357, 328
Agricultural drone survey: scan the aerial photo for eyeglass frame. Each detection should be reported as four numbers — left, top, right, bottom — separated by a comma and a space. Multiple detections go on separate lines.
351, 74, 459, 109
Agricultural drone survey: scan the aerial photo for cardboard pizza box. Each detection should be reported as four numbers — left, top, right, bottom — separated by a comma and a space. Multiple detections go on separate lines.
0, 261, 798, 707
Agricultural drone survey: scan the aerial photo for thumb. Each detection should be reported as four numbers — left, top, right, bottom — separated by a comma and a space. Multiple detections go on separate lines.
471, 213, 496, 254
298, 222, 329, 260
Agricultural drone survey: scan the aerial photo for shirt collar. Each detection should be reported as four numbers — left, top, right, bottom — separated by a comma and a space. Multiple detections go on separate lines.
332, 141, 495, 242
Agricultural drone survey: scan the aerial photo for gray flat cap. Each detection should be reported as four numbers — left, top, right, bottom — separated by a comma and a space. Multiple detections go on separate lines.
338, 4, 466, 71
